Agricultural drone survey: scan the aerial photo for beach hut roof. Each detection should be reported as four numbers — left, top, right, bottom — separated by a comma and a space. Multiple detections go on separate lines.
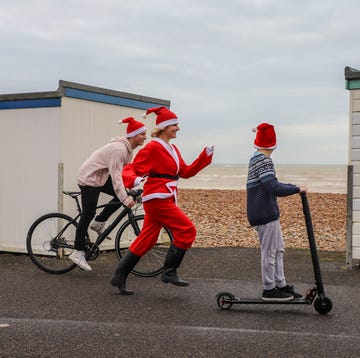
345, 66, 360, 90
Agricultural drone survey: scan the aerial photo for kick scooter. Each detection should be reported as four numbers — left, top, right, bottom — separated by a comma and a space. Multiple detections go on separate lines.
216, 192, 333, 314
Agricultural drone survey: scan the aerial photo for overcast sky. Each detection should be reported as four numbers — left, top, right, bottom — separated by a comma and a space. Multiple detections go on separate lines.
1, 0, 360, 165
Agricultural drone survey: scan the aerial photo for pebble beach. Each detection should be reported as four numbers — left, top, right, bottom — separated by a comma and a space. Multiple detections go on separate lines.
178, 189, 347, 252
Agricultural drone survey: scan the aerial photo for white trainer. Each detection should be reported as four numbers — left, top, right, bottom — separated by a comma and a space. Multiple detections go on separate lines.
90, 220, 111, 240
90, 220, 107, 235
69, 250, 92, 271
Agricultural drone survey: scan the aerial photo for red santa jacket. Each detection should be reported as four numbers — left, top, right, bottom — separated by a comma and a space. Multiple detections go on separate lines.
123, 138, 213, 203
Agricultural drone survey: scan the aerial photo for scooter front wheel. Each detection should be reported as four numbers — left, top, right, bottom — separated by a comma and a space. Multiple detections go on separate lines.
314, 296, 333, 314
216, 292, 235, 310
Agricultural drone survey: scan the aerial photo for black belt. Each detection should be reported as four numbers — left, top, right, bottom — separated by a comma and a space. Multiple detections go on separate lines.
149, 173, 179, 180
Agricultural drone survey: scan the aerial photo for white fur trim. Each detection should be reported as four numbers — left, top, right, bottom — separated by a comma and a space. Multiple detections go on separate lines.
142, 181, 178, 204
156, 118, 179, 129
126, 126, 146, 138
254, 144, 277, 150
134, 176, 143, 186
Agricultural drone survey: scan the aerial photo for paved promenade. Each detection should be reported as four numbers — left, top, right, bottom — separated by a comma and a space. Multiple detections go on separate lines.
1, 247, 360, 357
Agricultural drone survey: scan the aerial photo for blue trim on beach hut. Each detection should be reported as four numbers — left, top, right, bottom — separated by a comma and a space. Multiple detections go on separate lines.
64, 87, 162, 110
0, 98, 61, 110
0, 80, 170, 110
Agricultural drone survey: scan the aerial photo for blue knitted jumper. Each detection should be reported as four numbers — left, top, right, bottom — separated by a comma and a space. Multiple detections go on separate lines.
246, 152, 300, 227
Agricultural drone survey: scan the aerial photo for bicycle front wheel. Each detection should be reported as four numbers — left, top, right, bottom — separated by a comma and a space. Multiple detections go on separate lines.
115, 215, 173, 277
26, 213, 77, 274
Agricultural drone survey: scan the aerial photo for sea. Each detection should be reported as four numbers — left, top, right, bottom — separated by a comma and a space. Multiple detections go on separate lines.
178, 164, 348, 194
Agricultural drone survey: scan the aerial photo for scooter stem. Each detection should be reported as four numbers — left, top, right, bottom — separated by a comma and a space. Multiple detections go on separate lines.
300, 191, 325, 295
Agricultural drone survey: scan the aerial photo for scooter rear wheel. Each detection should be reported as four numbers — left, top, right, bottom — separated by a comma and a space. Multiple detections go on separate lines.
314, 296, 333, 314
216, 292, 235, 310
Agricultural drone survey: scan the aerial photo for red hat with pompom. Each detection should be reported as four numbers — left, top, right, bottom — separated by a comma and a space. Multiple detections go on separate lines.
252, 123, 277, 150
143, 106, 178, 129
119, 117, 146, 138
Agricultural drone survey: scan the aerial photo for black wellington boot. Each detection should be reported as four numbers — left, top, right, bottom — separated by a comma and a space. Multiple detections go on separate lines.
110, 251, 140, 295
161, 243, 189, 287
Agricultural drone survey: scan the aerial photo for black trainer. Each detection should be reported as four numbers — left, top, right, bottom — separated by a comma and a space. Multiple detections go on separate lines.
262, 288, 294, 301
277, 285, 303, 299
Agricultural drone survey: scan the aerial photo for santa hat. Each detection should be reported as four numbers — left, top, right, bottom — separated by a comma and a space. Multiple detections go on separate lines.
119, 117, 146, 138
142, 106, 178, 129
252, 123, 277, 150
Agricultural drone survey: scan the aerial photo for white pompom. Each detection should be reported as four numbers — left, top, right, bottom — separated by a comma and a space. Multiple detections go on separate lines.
142, 113, 147, 119
252, 127, 257, 132
117, 119, 122, 124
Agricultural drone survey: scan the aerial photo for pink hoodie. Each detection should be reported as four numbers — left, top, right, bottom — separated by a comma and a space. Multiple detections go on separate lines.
78, 136, 133, 206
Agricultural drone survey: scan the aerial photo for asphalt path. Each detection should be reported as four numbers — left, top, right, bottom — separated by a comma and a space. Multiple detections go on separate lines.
1, 247, 360, 357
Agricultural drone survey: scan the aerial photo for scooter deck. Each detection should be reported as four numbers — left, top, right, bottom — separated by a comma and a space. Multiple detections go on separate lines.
227, 297, 311, 305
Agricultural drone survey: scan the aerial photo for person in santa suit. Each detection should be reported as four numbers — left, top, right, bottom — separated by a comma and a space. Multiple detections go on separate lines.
111, 106, 214, 295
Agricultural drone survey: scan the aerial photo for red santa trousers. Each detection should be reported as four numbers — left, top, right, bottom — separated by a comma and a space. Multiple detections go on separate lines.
129, 198, 196, 257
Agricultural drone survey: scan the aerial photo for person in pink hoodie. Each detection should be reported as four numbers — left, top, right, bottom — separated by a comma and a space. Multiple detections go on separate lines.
111, 107, 214, 295
69, 117, 147, 271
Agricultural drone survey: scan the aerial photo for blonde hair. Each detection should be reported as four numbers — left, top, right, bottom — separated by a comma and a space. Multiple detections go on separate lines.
151, 127, 164, 138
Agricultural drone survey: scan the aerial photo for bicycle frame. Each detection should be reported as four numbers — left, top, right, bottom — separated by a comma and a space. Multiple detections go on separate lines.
94, 205, 138, 247
62, 191, 142, 250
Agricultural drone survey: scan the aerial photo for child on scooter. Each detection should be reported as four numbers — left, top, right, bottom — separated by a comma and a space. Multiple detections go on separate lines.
246, 123, 307, 301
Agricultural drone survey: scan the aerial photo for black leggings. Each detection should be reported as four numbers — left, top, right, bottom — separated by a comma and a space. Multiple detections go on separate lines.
74, 177, 122, 250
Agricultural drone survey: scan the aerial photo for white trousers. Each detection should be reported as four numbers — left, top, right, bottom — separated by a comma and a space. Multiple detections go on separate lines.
256, 220, 286, 290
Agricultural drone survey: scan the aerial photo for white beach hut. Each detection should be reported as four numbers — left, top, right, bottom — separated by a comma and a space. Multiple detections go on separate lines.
0, 80, 170, 253
345, 66, 360, 266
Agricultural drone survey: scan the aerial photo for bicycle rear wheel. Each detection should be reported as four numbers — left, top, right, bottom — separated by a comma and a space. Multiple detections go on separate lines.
115, 214, 173, 277
26, 213, 77, 274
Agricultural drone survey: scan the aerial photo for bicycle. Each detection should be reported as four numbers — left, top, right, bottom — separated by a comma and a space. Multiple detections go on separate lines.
26, 189, 173, 276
